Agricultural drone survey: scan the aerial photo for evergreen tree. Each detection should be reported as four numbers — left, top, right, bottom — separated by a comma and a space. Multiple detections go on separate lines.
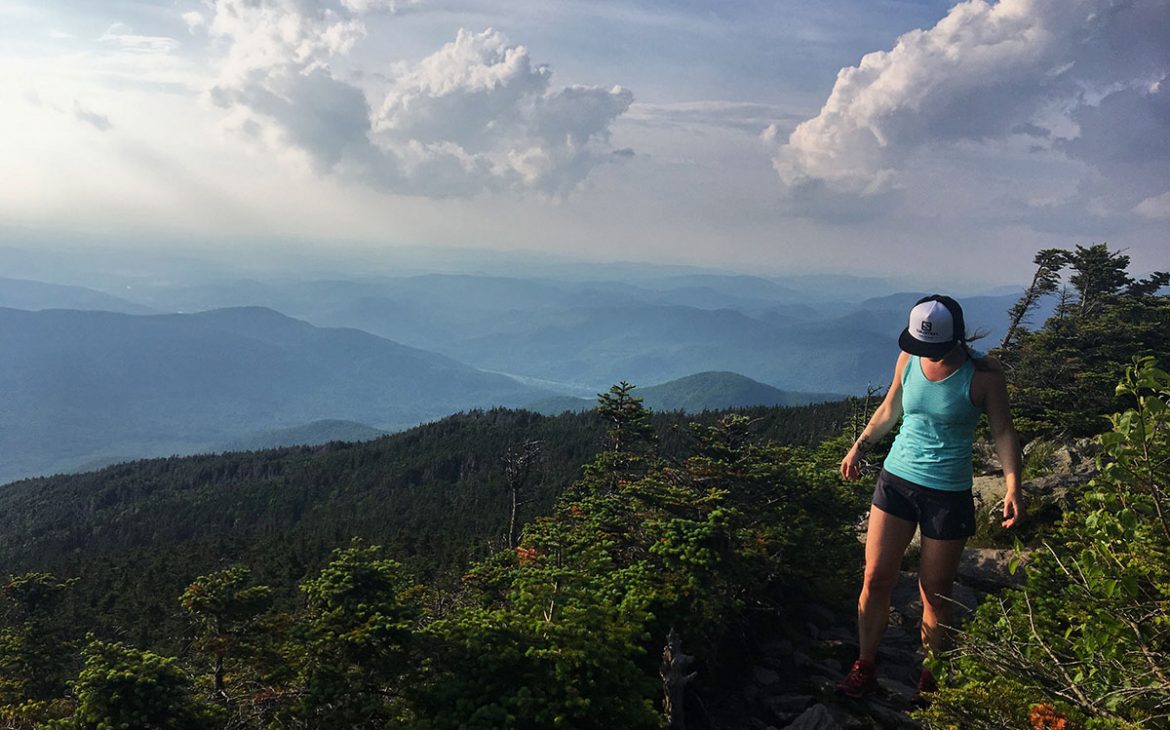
0, 573, 77, 726
180, 565, 273, 695
286, 542, 420, 728
1000, 248, 1068, 350
998, 243, 1170, 438
49, 639, 222, 730
585, 382, 660, 492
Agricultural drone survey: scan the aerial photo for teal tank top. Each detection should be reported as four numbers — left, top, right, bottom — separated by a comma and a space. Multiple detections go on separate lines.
883, 353, 983, 492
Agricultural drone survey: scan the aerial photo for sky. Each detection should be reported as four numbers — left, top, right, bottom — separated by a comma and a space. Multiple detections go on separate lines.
0, 0, 1167, 287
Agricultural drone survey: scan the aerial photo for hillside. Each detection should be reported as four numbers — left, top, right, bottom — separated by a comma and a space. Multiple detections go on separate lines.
221, 419, 389, 451
0, 277, 155, 314
0, 306, 548, 483
525, 370, 841, 414
0, 399, 856, 647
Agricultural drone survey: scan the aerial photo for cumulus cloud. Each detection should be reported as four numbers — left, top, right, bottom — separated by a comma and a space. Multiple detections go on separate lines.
202, 0, 632, 196
181, 12, 206, 33
766, 0, 1170, 214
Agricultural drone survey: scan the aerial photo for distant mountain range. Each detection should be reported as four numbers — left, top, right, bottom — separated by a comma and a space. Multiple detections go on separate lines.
0, 254, 1051, 484
0, 277, 154, 314
0, 306, 547, 484
222, 419, 389, 451
74, 273, 1034, 394
525, 371, 842, 415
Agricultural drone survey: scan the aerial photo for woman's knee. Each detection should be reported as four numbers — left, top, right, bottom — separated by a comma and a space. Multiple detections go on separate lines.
918, 578, 954, 608
862, 564, 900, 596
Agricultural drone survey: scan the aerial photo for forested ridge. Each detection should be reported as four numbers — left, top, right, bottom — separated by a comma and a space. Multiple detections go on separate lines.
0, 244, 1167, 729
0, 398, 856, 653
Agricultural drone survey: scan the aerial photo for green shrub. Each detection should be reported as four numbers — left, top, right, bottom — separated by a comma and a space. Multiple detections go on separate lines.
49, 638, 223, 730
924, 357, 1170, 728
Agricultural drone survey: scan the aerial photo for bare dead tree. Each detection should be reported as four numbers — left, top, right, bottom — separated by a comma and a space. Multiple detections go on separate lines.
851, 384, 885, 442
660, 627, 696, 730
503, 439, 542, 549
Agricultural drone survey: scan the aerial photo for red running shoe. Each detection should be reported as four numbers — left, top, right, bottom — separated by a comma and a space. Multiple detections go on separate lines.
912, 667, 939, 708
836, 659, 877, 699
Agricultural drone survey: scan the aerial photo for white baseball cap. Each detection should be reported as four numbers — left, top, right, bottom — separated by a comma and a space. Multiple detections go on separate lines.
898, 295, 965, 358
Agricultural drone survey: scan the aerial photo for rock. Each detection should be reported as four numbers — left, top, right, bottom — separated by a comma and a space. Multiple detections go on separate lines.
865, 700, 921, 728
755, 666, 782, 686
877, 643, 918, 667
971, 475, 1006, 507
817, 638, 860, 665
876, 677, 916, 705
784, 703, 844, 730
769, 694, 815, 714
957, 548, 1027, 591
973, 437, 1001, 473
757, 681, 788, 701
821, 626, 857, 644
890, 573, 922, 619
743, 683, 760, 703
1031, 471, 1090, 501
881, 624, 914, 645
809, 675, 837, 694
762, 639, 795, 656
805, 602, 838, 627
951, 582, 982, 618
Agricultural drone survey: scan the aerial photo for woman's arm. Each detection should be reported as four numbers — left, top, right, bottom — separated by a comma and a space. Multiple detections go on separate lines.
978, 359, 1025, 528
840, 352, 909, 481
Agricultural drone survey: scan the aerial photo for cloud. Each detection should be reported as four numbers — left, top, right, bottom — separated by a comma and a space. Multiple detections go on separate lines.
25, 92, 111, 131
203, 0, 632, 197
627, 101, 805, 135
1133, 190, 1170, 219
766, 0, 1170, 214
100, 23, 181, 54
339, 0, 419, 12
181, 12, 206, 33
73, 101, 112, 131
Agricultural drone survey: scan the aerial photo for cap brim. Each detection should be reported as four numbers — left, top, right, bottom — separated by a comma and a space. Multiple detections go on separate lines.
899, 328, 957, 358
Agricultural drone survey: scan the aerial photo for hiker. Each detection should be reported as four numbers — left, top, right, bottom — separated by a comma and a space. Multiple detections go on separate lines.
836, 295, 1024, 704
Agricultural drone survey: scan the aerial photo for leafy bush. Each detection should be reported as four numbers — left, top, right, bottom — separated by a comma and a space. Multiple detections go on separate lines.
923, 357, 1170, 729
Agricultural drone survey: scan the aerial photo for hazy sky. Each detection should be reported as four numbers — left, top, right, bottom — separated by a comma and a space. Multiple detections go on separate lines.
1, 0, 1167, 286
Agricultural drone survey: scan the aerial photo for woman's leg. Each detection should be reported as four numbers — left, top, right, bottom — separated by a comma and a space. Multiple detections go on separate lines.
859, 506, 918, 662
917, 535, 967, 656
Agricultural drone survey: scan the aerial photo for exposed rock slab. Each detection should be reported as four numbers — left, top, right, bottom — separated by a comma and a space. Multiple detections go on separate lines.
958, 547, 1028, 591
784, 703, 843, 729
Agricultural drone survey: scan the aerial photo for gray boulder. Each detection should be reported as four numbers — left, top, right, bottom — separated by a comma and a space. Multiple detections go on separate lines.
784, 703, 843, 730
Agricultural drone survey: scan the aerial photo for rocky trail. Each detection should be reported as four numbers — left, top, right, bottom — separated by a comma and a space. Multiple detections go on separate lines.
709, 443, 1095, 730
724, 566, 987, 730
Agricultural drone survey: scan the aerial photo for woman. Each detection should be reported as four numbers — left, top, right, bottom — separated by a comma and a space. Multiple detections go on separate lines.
836, 294, 1024, 703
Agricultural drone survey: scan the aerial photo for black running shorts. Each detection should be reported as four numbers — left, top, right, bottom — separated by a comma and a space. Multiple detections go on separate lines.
872, 468, 976, 540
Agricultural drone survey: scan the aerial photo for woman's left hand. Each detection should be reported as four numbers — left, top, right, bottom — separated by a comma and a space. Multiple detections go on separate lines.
1002, 489, 1025, 528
